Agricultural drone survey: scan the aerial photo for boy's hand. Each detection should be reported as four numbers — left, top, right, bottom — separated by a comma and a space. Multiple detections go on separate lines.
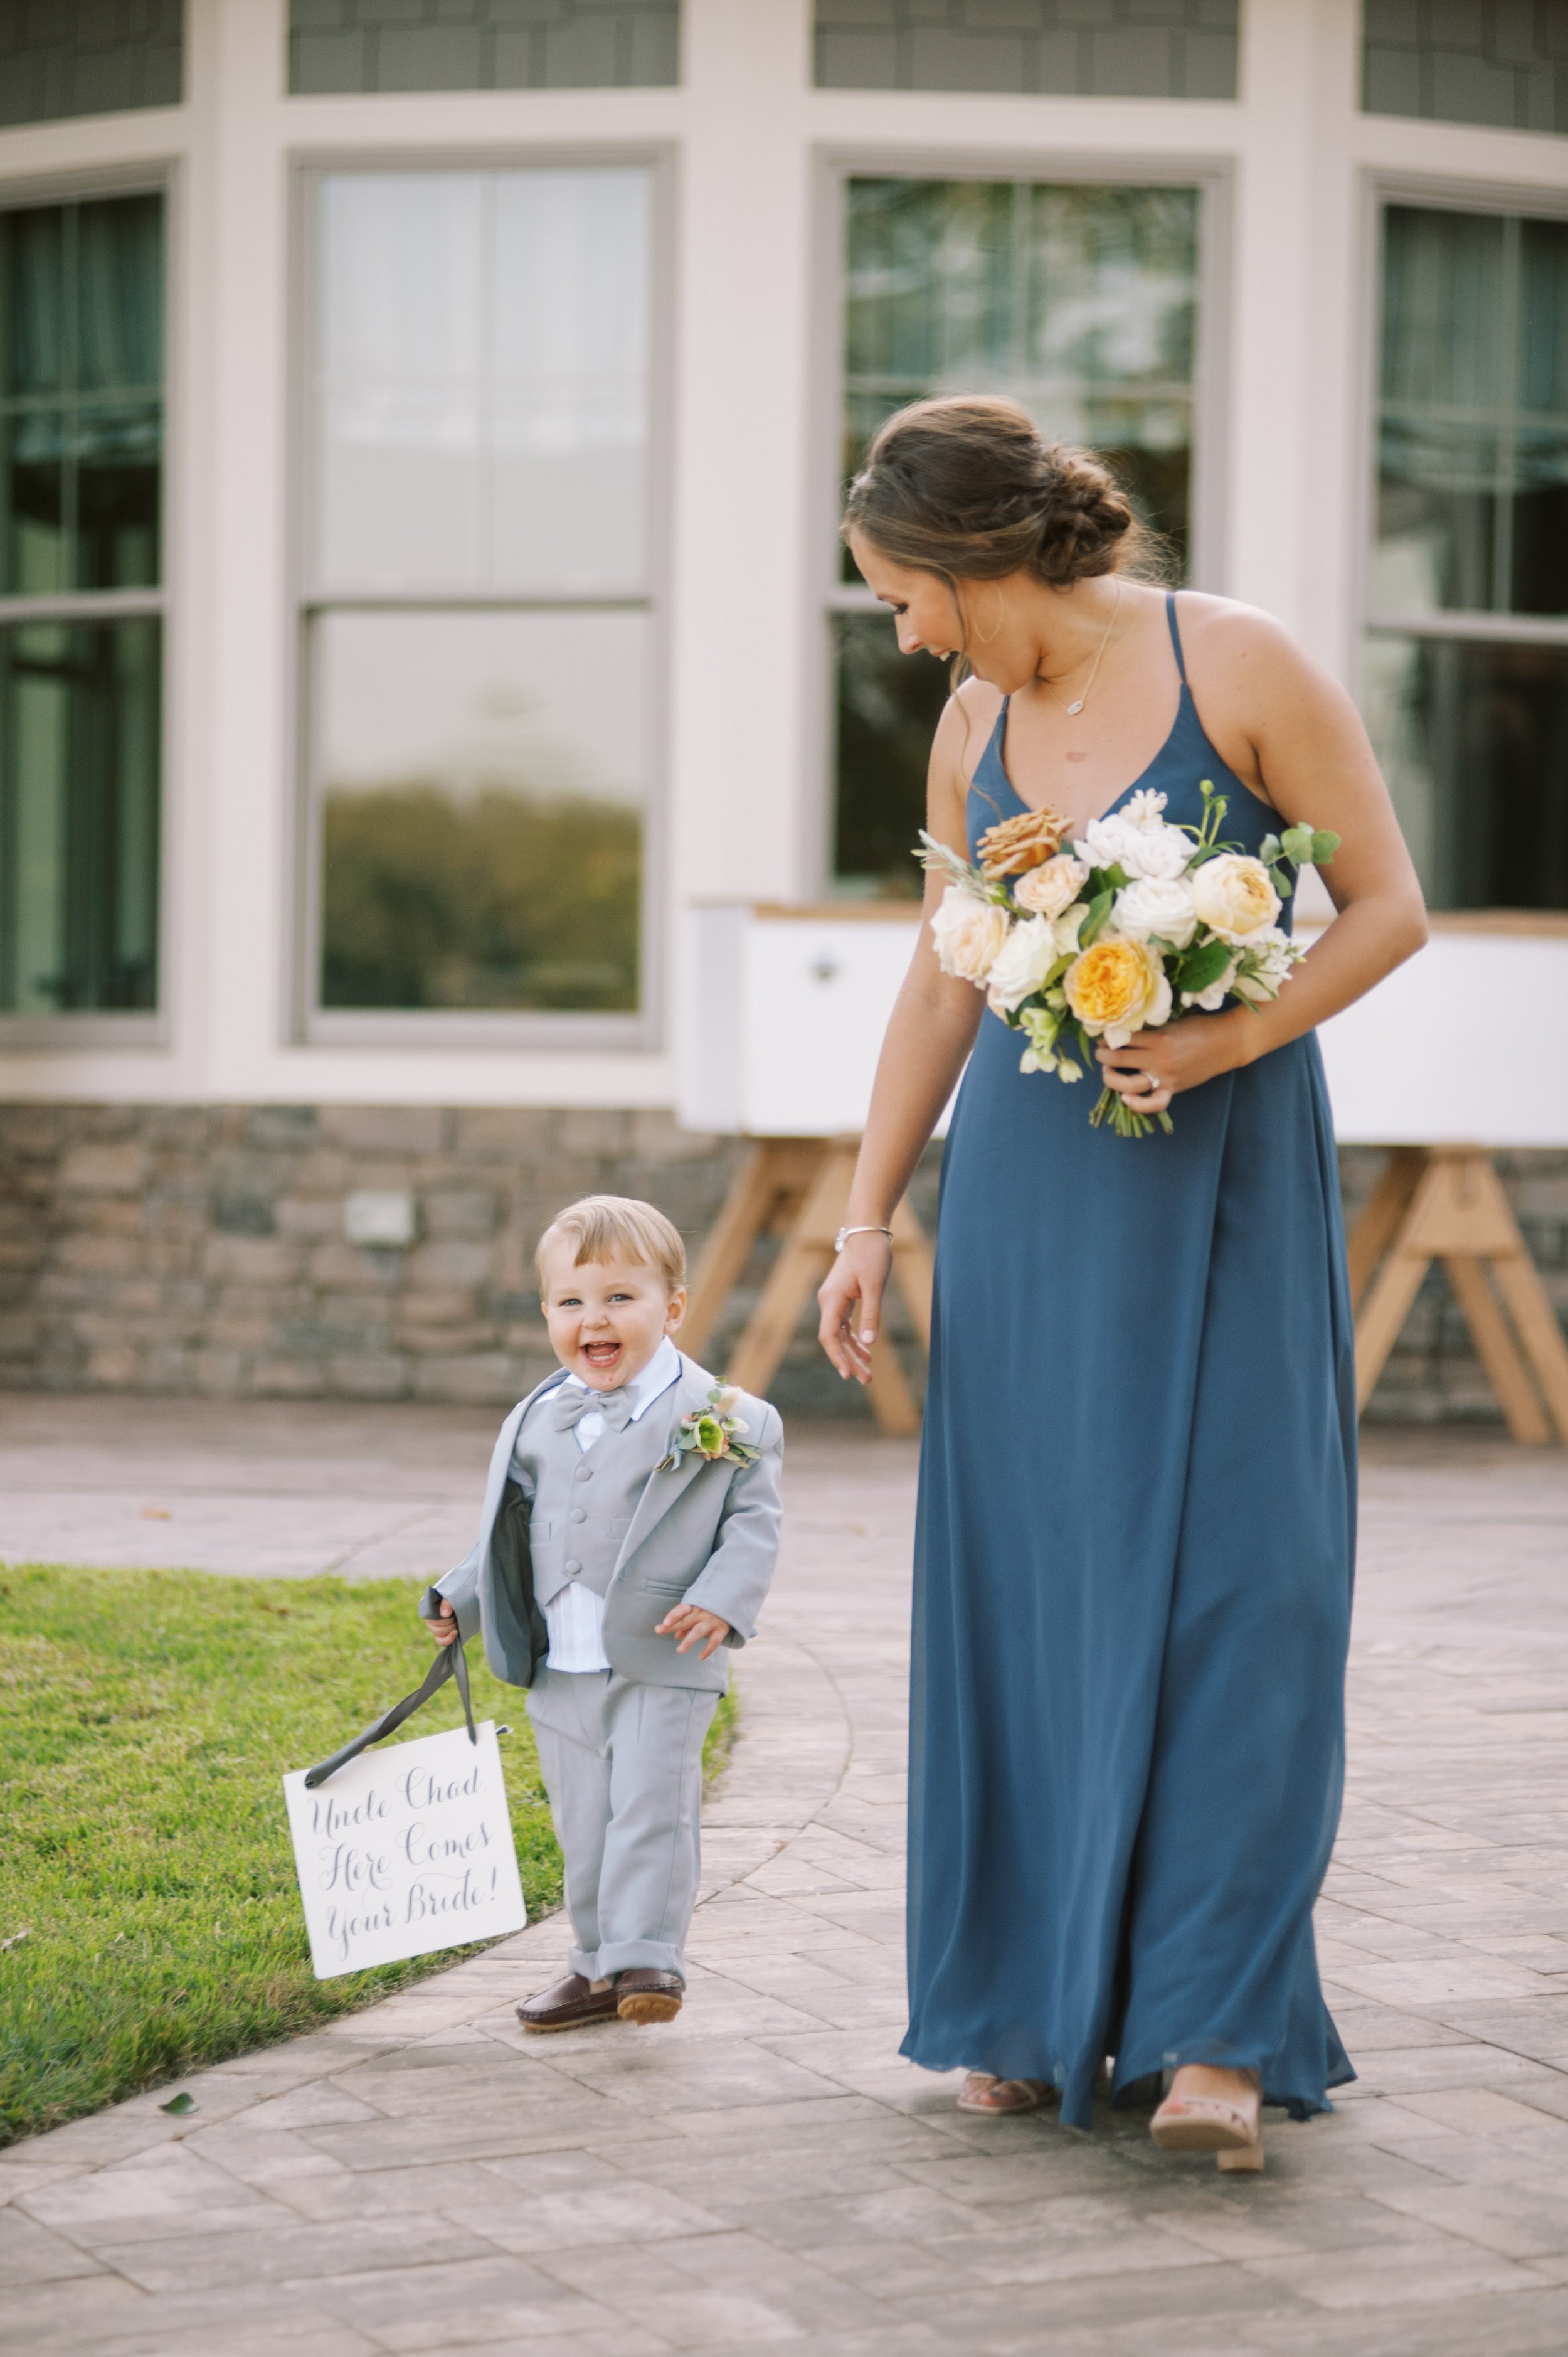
430, 1599, 460, 1648
654, 1602, 731, 1660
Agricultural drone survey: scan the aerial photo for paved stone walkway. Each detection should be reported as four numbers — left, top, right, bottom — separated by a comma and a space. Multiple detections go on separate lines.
4, 1402, 1568, 2354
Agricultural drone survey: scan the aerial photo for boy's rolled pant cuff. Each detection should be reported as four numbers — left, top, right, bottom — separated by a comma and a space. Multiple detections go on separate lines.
569, 1939, 687, 1985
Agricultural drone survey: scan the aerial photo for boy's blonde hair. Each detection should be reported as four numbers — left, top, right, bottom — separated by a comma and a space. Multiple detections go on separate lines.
535, 1194, 687, 1299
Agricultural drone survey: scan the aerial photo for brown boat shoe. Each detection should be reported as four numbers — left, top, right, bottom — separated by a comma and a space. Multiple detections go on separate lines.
516, 1974, 622, 2034
615, 1967, 684, 2024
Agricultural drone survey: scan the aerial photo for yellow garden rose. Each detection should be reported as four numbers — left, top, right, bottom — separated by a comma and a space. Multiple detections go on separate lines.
1063, 934, 1172, 1047
1190, 853, 1280, 945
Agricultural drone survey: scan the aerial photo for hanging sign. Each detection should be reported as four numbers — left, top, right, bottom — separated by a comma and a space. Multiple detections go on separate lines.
282, 1720, 526, 1980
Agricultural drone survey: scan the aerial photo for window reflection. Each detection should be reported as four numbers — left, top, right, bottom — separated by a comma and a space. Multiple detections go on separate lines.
0, 618, 161, 1012
314, 168, 650, 597
834, 612, 953, 898
843, 179, 1200, 578
834, 177, 1200, 893
0, 191, 164, 1016
1377, 206, 1568, 619
1, 196, 162, 598
315, 610, 645, 1012
1363, 634, 1568, 912
310, 165, 655, 1019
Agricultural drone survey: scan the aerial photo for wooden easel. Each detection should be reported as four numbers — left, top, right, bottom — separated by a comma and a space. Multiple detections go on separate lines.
682, 1137, 934, 1436
1350, 1146, 1568, 1445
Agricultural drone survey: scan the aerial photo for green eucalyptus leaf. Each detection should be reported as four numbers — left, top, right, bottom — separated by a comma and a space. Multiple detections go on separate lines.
1175, 937, 1234, 994
1311, 829, 1342, 864
1077, 886, 1115, 949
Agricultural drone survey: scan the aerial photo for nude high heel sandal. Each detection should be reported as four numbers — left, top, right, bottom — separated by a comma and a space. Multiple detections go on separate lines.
1149, 2074, 1263, 2173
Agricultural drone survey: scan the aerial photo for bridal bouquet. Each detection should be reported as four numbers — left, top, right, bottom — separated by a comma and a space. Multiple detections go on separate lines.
921, 784, 1339, 1138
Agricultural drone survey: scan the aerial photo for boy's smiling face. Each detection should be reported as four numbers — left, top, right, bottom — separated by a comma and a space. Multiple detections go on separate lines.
539, 1243, 686, 1393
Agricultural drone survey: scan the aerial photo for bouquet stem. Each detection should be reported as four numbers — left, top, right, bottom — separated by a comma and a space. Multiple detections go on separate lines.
1089, 1085, 1174, 1140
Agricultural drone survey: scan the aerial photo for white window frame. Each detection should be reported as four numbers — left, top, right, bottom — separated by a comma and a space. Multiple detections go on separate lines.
1355, 168, 1568, 920
0, 158, 176, 1052
288, 143, 674, 1053
807, 144, 1234, 900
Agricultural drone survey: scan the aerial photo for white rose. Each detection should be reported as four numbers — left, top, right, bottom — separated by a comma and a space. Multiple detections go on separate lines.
1117, 822, 1192, 882
1076, 814, 1138, 873
1079, 810, 1190, 882
1052, 903, 1088, 958
1012, 853, 1088, 920
1123, 787, 1168, 830
1231, 927, 1301, 1003
1114, 874, 1197, 949
985, 915, 1058, 1013
1191, 853, 1281, 945
930, 885, 1009, 985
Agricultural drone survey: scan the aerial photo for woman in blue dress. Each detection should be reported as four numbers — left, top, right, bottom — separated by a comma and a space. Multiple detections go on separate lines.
817, 397, 1426, 2172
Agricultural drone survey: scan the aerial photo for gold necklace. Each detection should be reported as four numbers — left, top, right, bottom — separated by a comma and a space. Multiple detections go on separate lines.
1036, 580, 1121, 717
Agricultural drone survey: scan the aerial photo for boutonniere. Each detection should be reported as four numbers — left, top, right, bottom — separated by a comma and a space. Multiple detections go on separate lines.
656, 1385, 761, 1474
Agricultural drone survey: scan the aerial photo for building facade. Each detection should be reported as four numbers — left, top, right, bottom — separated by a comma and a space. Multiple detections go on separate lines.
1, 0, 1565, 1415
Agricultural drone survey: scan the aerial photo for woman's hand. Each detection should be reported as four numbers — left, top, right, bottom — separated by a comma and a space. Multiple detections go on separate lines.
818, 1230, 894, 1386
1094, 1011, 1250, 1118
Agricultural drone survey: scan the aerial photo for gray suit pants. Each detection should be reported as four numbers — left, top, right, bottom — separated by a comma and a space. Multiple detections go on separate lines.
526, 1666, 718, 1984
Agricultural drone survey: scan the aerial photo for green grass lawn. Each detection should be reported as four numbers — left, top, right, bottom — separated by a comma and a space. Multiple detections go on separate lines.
0, 1565, 736, 2151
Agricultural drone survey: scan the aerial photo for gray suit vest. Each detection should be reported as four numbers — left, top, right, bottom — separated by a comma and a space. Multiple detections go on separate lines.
512, 1387, 674, 1606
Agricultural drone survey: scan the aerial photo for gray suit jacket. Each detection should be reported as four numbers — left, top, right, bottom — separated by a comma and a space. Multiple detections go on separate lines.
421, 1354, 783, 1695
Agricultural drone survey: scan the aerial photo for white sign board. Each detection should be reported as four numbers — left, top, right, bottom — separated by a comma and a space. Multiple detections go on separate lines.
680, 903, 1568, 1148
283, 1721, 526, 1979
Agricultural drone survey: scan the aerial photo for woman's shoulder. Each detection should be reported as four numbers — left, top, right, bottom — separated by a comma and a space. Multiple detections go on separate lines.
1171, 589, 1327, 693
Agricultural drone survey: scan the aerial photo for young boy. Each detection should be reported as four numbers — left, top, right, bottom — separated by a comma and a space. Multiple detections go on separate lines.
424, 1194, 782, 2030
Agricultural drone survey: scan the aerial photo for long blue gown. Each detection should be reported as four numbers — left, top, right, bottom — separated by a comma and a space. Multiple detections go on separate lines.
903, 594, 1355, 2129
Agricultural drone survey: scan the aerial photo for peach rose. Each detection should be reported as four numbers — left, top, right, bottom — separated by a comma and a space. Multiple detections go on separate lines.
930, 886, 1009, 985
1063, 935, 1172, 1046
1012, 853, 1089, 919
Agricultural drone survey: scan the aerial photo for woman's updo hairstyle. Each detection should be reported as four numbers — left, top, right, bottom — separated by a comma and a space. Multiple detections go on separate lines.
842, 393, 1160, 589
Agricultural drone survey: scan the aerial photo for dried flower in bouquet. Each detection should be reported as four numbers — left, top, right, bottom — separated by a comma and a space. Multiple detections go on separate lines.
976, 805, 1071, 878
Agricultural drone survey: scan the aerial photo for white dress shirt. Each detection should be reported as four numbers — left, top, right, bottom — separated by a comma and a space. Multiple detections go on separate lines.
521, 1335, 682, 1673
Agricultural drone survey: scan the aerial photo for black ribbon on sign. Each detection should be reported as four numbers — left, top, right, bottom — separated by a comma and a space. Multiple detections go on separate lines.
304, 1636, 477, 1789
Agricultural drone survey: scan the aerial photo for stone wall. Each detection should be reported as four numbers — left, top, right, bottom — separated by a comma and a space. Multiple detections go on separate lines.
1, 1103, 1564, 1425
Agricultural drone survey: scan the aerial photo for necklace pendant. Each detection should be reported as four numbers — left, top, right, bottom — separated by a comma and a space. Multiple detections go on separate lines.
1067, 698, 1084, 715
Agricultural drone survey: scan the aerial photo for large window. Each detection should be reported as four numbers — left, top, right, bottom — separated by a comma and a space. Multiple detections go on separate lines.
0, 192, 163, 1018
1364, 201, 1568, 913
304, 167, 656, 1030
830, 178, 1202, 897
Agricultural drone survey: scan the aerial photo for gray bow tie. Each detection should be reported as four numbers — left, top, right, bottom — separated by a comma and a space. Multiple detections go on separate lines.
554, 1385, 632, 1434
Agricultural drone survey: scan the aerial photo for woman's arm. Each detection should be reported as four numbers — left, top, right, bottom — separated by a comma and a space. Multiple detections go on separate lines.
1099, 605, 1429, 1117
817, 696, 985, 1385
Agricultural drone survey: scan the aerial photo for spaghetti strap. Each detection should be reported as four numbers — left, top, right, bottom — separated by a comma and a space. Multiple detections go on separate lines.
1164, 590, 1188, 684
